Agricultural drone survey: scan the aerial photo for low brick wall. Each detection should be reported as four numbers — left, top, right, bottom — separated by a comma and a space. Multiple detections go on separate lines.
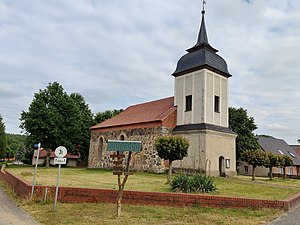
283, 192, 300, 210
0, 169, 31, 198
1, 170, 298, 211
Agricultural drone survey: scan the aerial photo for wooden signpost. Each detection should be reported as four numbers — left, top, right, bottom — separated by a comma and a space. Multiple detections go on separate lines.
107, 140, 141, 217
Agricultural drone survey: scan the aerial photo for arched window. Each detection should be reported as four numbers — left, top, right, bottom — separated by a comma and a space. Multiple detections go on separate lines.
99, 137, 104, 156
120, 134, 125, 140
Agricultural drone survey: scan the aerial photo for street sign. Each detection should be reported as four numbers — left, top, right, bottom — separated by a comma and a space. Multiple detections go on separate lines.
55, 146, 67, 158
33, 143, 40, 149
107, 140, 142, 152
54, 157, 67, 165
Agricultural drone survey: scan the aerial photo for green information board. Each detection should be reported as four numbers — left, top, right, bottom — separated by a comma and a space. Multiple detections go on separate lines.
107, 140, 142, 152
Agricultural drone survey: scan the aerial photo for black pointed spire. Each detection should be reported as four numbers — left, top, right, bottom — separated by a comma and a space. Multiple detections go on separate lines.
187, 1, 217, 53
172, 1, 232, 78
197, 9, 208, 45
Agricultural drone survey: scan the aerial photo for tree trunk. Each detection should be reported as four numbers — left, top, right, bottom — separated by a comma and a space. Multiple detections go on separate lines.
168, 161, 173, 184
252, 165, 256, 181
116, 151, 132, 217
46, 148, 50, 168
283, 167, 287, 179
116, 175, 122, 217
269, 167, 273, 180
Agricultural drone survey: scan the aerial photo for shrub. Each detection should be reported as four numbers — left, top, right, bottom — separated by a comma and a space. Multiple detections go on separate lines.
21, 158, 31, 165
192, 173, 217, 193
171, 174, 193, 193
171, 173, 216, 193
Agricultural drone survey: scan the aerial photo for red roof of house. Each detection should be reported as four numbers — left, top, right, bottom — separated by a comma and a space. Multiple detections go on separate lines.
33, 149, 80, 159
91, 97, 176, 130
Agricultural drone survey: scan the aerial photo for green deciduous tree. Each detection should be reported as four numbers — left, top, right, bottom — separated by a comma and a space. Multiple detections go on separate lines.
241, 149, 269, 181
20, 82, 93, 163
264, 152, 280, 180
6, 133, 27, 160
93, 109, 123, 125
154, 136, 189, 184
229, 107, 260, 164
0, 115, 7, 159
278, 155, 293, 179
69, 93, 94, 161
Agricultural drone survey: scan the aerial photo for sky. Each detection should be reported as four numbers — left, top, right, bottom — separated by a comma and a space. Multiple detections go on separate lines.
0, 0, 299, 144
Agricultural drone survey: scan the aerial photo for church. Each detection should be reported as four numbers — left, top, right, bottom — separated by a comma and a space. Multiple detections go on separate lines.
89, 5, 237, 177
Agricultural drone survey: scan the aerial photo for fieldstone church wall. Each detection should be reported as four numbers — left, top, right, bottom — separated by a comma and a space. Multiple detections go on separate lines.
89, 126, 172, 173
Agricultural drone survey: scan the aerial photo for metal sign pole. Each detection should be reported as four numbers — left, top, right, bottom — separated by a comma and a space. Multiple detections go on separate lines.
31, 143, 41, 200
54, 164, 61, 211
53, 146, 67, 211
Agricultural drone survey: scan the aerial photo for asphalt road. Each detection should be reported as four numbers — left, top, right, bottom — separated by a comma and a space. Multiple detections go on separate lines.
0, 187, 40, 225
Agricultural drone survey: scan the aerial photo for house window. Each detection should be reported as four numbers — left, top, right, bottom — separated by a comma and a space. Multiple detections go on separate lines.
244, 166, 249, 174
288, 167, 293, 175
279, 168, 284, 174
185, 95, 192, 111
214, 95, 220, 112
226, 159, 230, 168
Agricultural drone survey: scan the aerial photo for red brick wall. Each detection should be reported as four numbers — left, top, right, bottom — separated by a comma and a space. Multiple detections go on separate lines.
0, 170, 31, 198
162, 110, 177, 129
1, 170, 299, 211
30, 186, 289, 210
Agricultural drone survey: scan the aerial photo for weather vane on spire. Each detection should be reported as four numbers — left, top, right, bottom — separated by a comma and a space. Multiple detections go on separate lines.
202, 0, 206, 14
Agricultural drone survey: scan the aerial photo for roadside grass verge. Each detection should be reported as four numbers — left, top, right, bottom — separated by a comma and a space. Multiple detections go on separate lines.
6, 166, 300, 200
21, 201, 282, 225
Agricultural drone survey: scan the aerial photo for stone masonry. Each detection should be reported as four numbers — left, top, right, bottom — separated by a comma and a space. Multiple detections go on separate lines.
89, 126, 172, 173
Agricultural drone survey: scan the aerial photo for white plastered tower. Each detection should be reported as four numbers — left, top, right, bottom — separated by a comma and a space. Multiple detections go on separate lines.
172, 7, 237, 177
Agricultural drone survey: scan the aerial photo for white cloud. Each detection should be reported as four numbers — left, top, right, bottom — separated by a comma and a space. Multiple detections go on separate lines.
0, 0, 299, 144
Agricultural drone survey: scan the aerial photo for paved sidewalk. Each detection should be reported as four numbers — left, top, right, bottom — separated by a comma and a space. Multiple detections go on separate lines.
266, 206, 300, 225
0, 187, 40, 225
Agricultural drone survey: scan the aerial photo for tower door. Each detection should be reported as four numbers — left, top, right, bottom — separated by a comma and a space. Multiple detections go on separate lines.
219, 156, 225, 177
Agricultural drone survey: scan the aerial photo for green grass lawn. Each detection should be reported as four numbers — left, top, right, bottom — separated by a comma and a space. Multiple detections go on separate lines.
21, 202, 282, 225
0, 178, 283, 225
2, 167, 298, 225
6, 166, 300, 200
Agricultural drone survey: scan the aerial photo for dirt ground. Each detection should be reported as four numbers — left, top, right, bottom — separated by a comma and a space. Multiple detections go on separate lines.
0, 187, 40, 225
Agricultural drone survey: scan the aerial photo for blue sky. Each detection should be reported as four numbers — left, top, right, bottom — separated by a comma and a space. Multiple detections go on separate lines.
0, 0, 299, 144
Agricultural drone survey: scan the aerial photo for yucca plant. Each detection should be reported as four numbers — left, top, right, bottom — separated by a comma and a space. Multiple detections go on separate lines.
171, 173, 217, 193
171, 174, 192, 193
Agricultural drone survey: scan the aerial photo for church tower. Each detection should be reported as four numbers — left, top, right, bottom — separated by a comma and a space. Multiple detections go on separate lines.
172, 4, 237, 177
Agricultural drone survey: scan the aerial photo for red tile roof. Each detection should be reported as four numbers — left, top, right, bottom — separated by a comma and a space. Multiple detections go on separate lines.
33, 149, 80, 159
91, 97, 176, 130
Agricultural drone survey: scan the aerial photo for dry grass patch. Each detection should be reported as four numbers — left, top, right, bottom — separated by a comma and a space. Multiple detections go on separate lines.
7, 167, 170, 192
213, 177, 300, 200
21, 202, 282, 225
6, 166, 300, 200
